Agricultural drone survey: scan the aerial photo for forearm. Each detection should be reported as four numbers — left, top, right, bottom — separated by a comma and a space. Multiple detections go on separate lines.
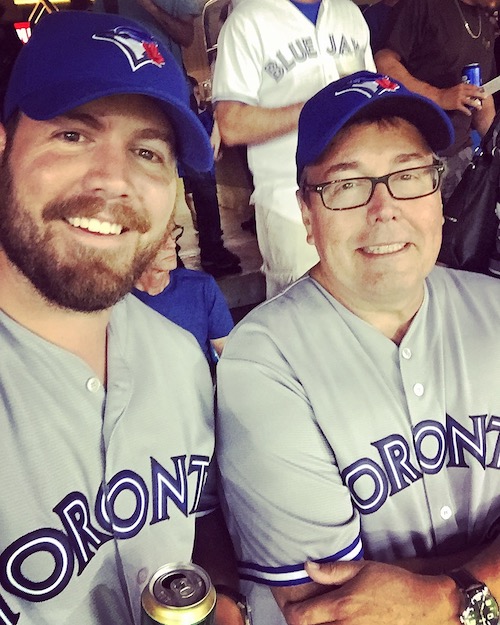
464, 534, 500, 600
215, 100, 304, 147
375, 49, 442, 103
397, 545, 483, 575
136, 0, 195, 47
375, 49, 485, 114
273, 562, 459, 625
272, 536, 500, 625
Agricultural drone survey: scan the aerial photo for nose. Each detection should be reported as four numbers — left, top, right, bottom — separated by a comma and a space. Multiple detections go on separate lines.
82, 141, 132, 199
366, 179, 400, 224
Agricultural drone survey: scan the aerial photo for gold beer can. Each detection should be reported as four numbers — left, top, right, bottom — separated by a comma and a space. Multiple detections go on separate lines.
141, 563, 216, 625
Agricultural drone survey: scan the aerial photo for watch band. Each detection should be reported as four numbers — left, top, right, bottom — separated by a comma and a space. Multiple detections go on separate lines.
447, 568, 484, 594
446, 568, 500, 625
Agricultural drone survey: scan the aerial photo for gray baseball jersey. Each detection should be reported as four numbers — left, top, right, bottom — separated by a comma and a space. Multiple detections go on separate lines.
0, 295, 215, 625
216, 267, 500, 625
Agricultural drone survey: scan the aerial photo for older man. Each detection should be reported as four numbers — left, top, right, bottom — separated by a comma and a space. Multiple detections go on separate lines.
217, 71, 500, 625
0, 11, 244, 625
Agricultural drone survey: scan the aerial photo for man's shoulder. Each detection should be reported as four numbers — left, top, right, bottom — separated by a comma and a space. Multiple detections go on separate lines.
118, 293, 201, 349
173, 267, 216, 286
390, 0, 436, 18
323, 0, 364, 12
428, 266, 500, 308
227, 277, 323, 339
153, 0, 200, 18
223, 0, 293, 22
429, 265, 500, 290
171, 268, 221, 298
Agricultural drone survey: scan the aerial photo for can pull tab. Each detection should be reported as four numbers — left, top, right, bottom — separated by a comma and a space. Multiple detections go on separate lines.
170, 576, 196, 599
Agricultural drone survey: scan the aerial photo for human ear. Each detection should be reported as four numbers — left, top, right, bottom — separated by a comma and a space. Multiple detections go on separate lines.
0, 124, 7, 158
297, 189, 316, 246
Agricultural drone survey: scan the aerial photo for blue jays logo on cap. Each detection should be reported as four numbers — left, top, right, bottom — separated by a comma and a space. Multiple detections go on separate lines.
296, 71, 455, 184
93, 27, 165, 72
335, 75, 400, 99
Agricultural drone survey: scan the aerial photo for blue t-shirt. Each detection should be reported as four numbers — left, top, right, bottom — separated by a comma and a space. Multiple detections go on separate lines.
290, 0, 322, 25
132, 267, 234, 363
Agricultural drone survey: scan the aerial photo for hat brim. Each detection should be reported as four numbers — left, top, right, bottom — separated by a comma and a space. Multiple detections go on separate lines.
17, 79, 214, 173
297, 90, 454, 184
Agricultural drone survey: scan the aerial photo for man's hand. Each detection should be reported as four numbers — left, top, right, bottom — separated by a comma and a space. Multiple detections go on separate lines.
436, 83, 487, 116
215, 594, 246, 625
210, 120, 223, 161
375, 48, 487, 117
279, 560, 460, 625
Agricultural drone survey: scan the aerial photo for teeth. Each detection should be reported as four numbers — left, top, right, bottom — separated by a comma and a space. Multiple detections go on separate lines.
67, 216, 123, 235
88, 218, 100, 233
364, 243, 406, 255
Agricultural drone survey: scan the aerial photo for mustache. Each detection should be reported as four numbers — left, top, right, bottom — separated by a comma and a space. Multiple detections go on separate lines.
42, 196, 151, 234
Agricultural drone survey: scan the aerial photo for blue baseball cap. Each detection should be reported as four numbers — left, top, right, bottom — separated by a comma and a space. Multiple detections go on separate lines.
3, 11, 213, 172
296, 71, 454, 184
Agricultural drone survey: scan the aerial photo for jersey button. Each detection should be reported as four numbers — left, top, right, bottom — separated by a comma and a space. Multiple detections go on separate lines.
440, 506, 452, 520
413, 383, 424, 397
401, 347, 412, 360
137, 568, 149, 584
86, 377, 101, 393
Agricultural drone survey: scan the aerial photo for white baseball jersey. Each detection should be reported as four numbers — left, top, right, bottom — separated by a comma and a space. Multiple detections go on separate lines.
212, 0, 375, 219
0, 295, 215, 625
216, 268, 500, 625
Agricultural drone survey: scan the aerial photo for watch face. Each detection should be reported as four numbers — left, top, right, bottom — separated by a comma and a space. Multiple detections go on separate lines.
462, 587, 500, 625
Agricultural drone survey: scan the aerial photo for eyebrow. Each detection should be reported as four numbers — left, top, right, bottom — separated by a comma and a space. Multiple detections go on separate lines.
56, 111, 104, 130
54, 112, 175, 145
320, 152, 431, 179
134, 127, 175, 145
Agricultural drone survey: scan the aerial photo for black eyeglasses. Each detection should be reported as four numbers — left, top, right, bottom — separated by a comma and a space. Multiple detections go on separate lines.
171, 224, 184, 242
302, 161, 445, 211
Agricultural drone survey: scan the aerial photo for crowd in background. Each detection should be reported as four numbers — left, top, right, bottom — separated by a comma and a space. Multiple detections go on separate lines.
1, 3, 500, 625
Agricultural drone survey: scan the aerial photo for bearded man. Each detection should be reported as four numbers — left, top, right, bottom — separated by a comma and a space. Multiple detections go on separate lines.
0, 11, 244, 625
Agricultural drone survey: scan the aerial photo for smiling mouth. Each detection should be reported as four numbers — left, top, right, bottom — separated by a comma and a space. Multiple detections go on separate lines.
361, 242, 408, 255
66, 217, 124, 235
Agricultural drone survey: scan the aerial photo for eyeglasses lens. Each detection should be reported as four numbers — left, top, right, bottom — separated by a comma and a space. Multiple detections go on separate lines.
321, 165, 441, 210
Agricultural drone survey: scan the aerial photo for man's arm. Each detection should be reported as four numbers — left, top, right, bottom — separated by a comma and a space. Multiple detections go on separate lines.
375, 48, 487, 115
274, 560, 460, 625
272, 536, 500, 625
215, 100, 304, 147
136, 0, 195, 47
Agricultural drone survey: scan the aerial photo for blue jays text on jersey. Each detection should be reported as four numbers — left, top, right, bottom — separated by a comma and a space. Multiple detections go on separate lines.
265, 34, 364, 82
342, 413, 500, 515
0, 454, 210, 625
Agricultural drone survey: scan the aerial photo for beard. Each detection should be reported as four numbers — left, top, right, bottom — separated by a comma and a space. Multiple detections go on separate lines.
0, 160, 166, 312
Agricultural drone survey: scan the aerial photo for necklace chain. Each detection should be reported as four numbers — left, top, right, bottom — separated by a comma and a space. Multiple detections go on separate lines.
454, 0, 482, 39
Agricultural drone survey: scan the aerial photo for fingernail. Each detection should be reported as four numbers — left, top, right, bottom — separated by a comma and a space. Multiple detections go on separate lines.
306, 561, 320, 570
